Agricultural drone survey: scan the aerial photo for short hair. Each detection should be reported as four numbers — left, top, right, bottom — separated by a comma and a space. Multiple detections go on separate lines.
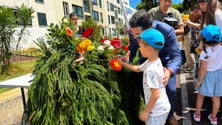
129, 9, 153, 31
69, 12, 77, 19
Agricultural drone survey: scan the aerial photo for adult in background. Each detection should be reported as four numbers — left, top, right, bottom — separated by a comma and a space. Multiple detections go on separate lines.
148, 0, 184, 35
148, 0, 185, 68
69, 12, 84, 35
126, 10, 182, 125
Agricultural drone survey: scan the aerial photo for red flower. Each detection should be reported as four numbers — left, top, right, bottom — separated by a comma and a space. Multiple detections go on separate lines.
122, 45, 128, 51
111, 38, 121, 49
100, 38, 108, 43
66, 27, 73, 37
82, 27, 94, 38
114, 49, 118, 53
110, 59, 122, 71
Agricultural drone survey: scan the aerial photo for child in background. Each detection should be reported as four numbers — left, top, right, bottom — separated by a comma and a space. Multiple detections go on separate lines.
193, 24, 222, 125
117, 29, 170, 125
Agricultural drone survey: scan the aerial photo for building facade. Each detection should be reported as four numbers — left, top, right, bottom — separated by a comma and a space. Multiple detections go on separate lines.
0, 0, 129, 49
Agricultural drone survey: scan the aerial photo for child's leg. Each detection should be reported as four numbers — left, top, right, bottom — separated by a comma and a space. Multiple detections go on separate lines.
212, 96, 220, 117
196, 93, 205, 114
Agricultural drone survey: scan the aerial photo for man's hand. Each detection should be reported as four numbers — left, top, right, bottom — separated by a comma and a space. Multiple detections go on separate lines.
139, 110, 149, 122
163, 68, 172, 85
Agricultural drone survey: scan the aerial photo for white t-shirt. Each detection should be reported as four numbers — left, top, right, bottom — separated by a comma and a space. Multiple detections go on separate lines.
200, 45, 222, 71
139, 59, 170, 116
215, 9, 222, 33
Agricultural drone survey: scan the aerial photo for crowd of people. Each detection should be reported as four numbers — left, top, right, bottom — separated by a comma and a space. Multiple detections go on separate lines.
71, 0, 222, 125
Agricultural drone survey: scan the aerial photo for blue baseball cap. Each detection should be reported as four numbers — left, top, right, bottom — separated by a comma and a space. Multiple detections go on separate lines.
200, 24, 222, 42
137, 28, 165, 49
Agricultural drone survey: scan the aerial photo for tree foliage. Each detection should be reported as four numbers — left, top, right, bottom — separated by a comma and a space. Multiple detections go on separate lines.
0, 5, 33, 74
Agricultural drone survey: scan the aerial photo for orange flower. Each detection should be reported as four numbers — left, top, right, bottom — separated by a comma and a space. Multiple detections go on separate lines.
66, 27, 73, 37
77, 45, 85, 54
110, 59, 122, 71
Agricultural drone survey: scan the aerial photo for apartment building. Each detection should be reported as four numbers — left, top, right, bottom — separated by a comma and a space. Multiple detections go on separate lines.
0, 0, 129, 49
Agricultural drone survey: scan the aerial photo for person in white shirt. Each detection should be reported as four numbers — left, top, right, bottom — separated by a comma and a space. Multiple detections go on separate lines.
117, 29, 170, 125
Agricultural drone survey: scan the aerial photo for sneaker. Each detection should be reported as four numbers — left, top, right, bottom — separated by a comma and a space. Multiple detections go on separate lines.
208, 114, 217, 125
193, 112, 201, 122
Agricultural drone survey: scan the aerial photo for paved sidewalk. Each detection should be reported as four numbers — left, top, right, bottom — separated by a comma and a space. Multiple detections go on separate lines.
175, 70, 222, 125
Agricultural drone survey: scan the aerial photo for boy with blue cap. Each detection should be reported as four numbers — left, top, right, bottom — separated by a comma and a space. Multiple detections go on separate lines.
117, 29, 170, 125
193, 24, 222, 125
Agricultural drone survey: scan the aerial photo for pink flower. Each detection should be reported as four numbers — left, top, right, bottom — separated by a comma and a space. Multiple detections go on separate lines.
111, 38, 121, 49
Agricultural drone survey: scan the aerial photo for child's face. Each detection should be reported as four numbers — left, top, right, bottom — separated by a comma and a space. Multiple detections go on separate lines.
138, 39, 149, 58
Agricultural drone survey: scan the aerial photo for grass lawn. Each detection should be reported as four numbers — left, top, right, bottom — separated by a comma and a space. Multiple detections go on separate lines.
0, 60, 36, 93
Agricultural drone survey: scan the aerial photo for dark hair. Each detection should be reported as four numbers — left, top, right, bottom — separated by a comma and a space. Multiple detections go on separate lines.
69, 12, 77, 19
202, 38, 219, 58
200, 0, 219, 29
129, 9, 153, 31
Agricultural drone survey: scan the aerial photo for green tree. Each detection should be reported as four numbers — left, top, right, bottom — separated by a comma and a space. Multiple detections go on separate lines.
0, 6, 16, 74
0, 5, 34, 74
16, 4, 34, 50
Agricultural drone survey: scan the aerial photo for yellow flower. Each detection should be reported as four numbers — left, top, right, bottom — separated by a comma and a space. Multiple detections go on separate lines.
79, 39, 92, 49
183, 14, 189, 21
87, 45, 95, 51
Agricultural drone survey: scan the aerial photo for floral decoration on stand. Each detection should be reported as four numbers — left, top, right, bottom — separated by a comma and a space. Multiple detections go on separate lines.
97, 36, 129, 71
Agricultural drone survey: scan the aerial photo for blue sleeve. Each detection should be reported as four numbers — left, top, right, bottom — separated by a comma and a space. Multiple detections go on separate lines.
128, 32, 139, 62
154, 21, 182, 72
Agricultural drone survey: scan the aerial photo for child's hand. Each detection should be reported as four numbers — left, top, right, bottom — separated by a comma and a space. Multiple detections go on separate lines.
195, 81, 202, 87
139, 110, 149, 122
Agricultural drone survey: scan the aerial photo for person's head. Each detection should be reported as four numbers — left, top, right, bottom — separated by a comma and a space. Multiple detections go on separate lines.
198, 0, 220, 29
189, 6, 202, 22
201, 24, 221, 45
69, 12, 78, 25
159, 0, 172, 12
129, 9, 153, 38
136, 29, 165, 58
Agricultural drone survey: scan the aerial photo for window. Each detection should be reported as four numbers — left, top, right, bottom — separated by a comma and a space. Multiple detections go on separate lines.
112, 28, 116, 36
99, 0, 102, 8
100, 12, 103, 23
117, 0, 120, 4
92, 0, 97, 6
35, 0, 44, 3
84, 0, 90, 12
111, 16, 115, 24
107, 1, 109, 11
108, 15, 110, 24
63, 2, 69, 17
92, 10, 99, 22
118, 7, 121, 14
110, 3, 114, 12
37, 12, 47, 26
72, 5, 84, 19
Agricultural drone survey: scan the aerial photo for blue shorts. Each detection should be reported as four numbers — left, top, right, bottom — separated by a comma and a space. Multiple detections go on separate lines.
145, 112, 169, 125
196, 70, 222, 97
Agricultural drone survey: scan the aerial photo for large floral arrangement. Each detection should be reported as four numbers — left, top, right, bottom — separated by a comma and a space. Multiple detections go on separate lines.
22, 18, 130, 125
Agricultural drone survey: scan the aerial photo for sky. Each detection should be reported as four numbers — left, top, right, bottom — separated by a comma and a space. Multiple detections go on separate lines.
129, 0, 183, 9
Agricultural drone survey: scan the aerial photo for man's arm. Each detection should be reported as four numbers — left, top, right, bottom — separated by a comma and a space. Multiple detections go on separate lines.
155, 21, 182, 74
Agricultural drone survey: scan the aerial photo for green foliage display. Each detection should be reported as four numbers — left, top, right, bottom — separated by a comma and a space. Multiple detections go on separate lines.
22, 18, 129, 125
